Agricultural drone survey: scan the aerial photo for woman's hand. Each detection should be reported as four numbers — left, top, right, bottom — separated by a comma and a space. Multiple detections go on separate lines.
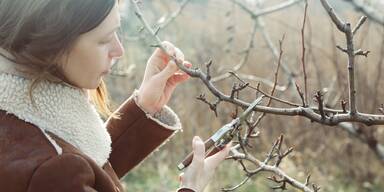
137, 41, 191, 115
179, 136, 232, 192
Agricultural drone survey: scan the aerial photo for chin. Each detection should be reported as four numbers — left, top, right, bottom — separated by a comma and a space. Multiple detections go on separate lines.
92, 81, 102, 89
80, 79, 102, 90
96, 77, 105, 88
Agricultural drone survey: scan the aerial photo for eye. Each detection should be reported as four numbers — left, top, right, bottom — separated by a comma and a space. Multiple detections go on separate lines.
99, 29, 122, 45
99, 36, 114, 44
99, 32, 117, 44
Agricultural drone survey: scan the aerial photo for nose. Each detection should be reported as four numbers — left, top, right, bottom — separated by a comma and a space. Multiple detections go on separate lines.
109, 35, 124, 59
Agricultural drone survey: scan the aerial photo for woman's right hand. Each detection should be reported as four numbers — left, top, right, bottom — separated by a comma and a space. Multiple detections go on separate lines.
179, 136, 232, 192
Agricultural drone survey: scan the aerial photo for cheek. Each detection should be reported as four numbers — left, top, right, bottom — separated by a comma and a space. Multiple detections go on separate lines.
97, 45, 113, 64
81, 46, 110, 72
63, 48, 108, 87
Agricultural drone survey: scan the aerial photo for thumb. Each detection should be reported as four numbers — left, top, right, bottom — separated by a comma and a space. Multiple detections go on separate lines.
189, 136, 205, 171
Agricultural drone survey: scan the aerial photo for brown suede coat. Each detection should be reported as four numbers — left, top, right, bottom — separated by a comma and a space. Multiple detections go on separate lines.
0, 98, 192, 192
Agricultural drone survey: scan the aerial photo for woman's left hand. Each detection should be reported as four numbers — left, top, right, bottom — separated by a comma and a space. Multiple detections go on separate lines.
137, 41, 191, 115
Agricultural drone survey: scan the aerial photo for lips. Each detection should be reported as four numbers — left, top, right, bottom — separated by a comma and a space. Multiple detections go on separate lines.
102, 61, 115, 75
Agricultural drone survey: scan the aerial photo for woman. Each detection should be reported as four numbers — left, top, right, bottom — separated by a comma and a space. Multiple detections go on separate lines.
0, 0, 231, 191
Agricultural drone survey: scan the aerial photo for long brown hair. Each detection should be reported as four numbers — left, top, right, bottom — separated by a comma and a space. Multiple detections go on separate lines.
0, 0, 119, 119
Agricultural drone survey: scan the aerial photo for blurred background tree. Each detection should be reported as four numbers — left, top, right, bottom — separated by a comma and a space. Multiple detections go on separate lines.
104, 0, 384, 191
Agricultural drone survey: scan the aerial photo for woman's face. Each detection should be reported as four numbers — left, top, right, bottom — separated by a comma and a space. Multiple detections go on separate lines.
61, 2, 124, 89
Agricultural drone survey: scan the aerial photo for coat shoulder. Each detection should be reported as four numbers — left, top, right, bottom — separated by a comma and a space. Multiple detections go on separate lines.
0, 110, 60, 191
0, 110, 119, 192
27, 153, 96, 192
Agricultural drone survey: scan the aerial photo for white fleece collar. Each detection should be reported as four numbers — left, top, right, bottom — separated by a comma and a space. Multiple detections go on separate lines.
0, 53, 111, 167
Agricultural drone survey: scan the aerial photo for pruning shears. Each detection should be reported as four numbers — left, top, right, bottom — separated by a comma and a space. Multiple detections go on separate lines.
177, 96, 264, 170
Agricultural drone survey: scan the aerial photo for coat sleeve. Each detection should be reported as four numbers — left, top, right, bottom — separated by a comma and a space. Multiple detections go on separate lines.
27, 154, 97, 192
105, 91, 182, 178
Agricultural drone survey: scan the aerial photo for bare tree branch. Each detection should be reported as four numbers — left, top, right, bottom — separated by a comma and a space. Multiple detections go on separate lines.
157, 0, 191, 29
353, 16, 368, 35
338, 123, 384, 162
301, 0, 309, 106
211, 22, 258, 82
223, 135, 319, 192
231, 73, 288, 91
344, 0, 384, 26
133, 0, 384, 125
371, 31, 384, 113
320, 0, 347, 32
320, 0, 369, 115
131, 0, 384, 190
246, 34, 285, 137
230, 0, 304, 19
232, 0, 300, 83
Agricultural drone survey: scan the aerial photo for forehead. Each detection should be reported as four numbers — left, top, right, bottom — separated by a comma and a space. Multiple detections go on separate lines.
88, 3, 121, 35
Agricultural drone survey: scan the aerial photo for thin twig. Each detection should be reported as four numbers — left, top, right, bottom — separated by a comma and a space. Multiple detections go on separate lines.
320, 0, 358, 115
158, 0, 191, 29
231, 0, 304, 19
247, 35, 285, 137
301, 1, 309, 105
352, 16, 368, 35
212, 22, 258, 82
224, 136, 316, 192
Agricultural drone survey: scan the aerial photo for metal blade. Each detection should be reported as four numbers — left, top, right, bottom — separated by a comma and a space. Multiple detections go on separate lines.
239, 96, 264, 122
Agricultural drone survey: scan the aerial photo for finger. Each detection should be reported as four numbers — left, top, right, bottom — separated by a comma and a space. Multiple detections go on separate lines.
184, 61, 192, 68
174, 47, 185, 64
171, 73, 190, 84
155, 60, 179, 80
149, 41, 176, 66
144, 42, 176, 83
162, 72, 191, 104
179, 172, 184, 183
170, 68, 190, 82
172, 61, 192, 83
162, 42, 184, 65
205, 142, 232, 170
160, 41, 177, 63
175, 61, 193, 75
189, 136, 205, 171
163, 83, 177, 103
162, 74, 188, 103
